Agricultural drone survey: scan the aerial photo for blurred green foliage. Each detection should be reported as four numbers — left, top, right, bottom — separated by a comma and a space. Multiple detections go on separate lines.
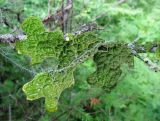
1, 0, 160, 121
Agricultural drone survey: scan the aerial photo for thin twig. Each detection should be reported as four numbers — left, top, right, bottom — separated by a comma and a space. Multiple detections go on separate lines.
127, 37, 160, 72
0, 47, 36, 75
135, 54, 160, 72
48, 0, 52, 16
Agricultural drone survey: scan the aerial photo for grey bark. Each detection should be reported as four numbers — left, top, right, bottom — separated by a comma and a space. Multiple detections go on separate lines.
0, 34, 26, 43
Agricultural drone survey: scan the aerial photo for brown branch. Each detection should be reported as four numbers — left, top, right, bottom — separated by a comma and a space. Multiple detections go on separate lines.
48, 0, 52, 16
43, 0, 73, 31
61, 0, 65, 32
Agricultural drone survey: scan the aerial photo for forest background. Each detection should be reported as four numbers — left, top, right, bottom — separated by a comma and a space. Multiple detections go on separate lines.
1, 0, 160, 121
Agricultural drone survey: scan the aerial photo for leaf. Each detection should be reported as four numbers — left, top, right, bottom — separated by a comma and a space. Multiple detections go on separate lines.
22, 70, 74, 112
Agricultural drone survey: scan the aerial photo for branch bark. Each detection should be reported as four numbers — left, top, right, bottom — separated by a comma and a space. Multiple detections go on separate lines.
0, 34, 26, 43
0, 23, 98, 43
43, 0, 73, 32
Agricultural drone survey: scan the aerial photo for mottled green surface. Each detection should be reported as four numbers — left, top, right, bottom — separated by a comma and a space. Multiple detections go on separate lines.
16, 17, 97, 65
23, 70, 74, 112
58, 32, 98, 67
16, 17, 98, 112
16, 17, 64, 64
17, 17, 135, 112
87, 43, 134, 91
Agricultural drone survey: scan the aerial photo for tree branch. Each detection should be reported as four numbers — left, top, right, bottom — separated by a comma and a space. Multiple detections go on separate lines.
127, 41, 160, 72
43, 0, 73, 29
0, 34, 26, 43
0, 23, 98, 43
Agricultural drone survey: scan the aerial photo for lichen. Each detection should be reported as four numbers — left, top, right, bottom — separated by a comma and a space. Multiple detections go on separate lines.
16, 16, 98, 112
22, 70, 74, 112
87, 43, 134, 91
